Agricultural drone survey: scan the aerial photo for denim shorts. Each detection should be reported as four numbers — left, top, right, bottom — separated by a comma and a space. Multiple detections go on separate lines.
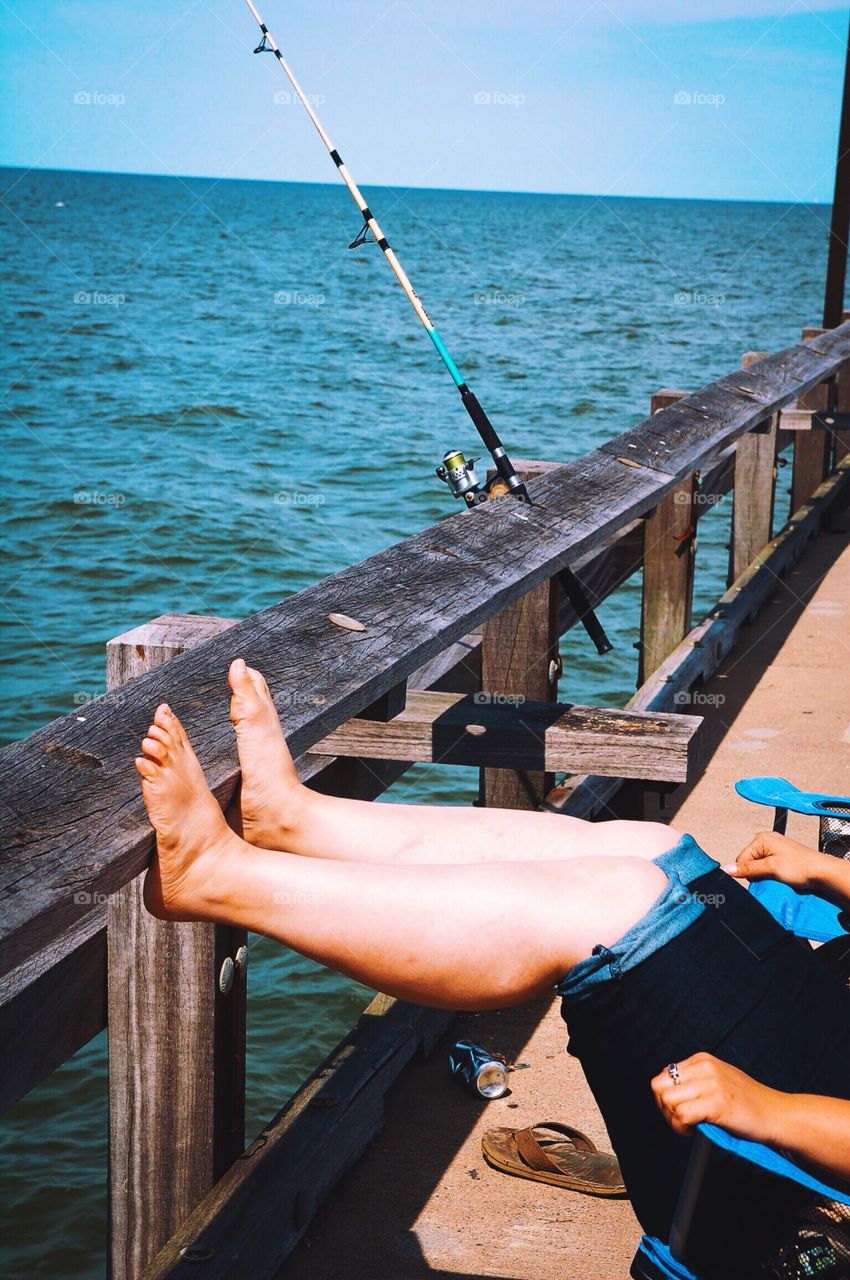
556, 833, 717, 1001
555, 831, 850, 1279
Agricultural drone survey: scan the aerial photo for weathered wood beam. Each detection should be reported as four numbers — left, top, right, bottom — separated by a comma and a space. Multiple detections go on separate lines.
0, 908, 105, 1115
836, 360, 850, 463
639, 391, 697, 684
3, 323, 849, 980
0, 635, 476, 1116
792, 327, 833, 513
309, 690, 701, 782
481, 461, 560, 808
730, 351, 778, 585
105, 617, 247, 1280
546, 455, 850, 819
141, 994, 453, 1280
779, 408, 850, 431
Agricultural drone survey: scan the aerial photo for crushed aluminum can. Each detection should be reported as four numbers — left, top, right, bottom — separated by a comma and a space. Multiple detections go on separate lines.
448, 1039, 509, 1098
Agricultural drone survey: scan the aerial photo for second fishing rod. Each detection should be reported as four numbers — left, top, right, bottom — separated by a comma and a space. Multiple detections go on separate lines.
245, 0, 612, 655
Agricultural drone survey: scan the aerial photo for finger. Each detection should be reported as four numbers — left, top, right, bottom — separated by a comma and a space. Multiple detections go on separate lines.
728, 854, 779, 882
669, 1097, 715, 1130
722, 833, 769, 875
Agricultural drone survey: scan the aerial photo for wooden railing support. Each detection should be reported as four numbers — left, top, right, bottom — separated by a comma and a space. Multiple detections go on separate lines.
729, 352, 778, 585
834, 358, 850, 464
792, 327, 833, 513
480, 462, 561, 809
106, 615, 246, 1280
638, 391, 697, 685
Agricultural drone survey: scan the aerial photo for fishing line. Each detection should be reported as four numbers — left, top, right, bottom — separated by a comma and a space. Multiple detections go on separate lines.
244, 0, 612, 654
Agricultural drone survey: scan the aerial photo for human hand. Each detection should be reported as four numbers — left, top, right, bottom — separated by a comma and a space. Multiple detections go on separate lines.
723, 830, 821, 892
650, 1052, 777, 1143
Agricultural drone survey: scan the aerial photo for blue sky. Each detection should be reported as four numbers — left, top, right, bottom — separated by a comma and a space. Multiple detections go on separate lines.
0, 1, 847, 201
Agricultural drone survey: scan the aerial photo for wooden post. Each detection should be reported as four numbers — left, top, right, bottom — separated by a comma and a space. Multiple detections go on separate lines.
479, 462, 561, 810
729, 352, 778, 584
107, 614, 246, 1280
791, 327, 832, 513
835, 359, 850, 464
638, 391, 697, 685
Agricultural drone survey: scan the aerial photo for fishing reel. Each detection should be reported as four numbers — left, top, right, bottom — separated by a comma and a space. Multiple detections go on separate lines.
436, 449, 510, 506
436, 449, 483, 505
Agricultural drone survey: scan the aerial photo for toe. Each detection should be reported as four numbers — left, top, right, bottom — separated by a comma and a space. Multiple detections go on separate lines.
153, 704, 173, 731
247, 666, 273, 700
142, 736, 167, 762
228, 658, 252, 694
147, 723, 170, 746
135, 756, 158, 780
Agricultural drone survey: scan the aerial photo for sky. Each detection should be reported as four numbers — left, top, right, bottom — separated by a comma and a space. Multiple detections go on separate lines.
0, 1, 847, 202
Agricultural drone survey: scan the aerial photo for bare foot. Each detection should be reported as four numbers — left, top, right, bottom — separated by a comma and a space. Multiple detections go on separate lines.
227, 658, 307, 848
135, 703, 240, 920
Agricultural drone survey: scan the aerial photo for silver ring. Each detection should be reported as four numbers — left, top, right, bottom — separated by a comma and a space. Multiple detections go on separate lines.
667, 1062, 681, 1085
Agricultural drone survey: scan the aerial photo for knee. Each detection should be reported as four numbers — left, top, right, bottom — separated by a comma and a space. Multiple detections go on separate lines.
605, 820, 683, 861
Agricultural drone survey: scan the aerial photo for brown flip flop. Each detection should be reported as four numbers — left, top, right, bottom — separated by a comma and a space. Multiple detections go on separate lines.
481, 1122, 626, 1196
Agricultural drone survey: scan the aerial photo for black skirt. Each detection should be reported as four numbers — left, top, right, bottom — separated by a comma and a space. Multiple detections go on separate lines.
559, 867, 850, 1279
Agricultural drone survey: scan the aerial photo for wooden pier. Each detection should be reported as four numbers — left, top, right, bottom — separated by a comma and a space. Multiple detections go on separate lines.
2, 320, 850, 1278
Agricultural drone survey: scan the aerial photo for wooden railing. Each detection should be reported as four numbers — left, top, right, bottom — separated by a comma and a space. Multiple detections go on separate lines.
2, 320, 850, 1280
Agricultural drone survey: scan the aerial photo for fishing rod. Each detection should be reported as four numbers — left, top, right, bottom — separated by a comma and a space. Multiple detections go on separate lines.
244, 0, 612, 655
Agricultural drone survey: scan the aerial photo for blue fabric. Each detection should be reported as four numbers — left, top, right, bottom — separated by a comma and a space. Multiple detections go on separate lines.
749, 878, 844, 942
635, 1237, 699, 1280
556, 834, 720, 1001
735, 775, 850, 820
698, 1123, 850, 1206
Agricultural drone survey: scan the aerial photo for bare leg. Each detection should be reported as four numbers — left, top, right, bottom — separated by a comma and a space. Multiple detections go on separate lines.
137, 704, 668, 1010
228, 659, 681, 866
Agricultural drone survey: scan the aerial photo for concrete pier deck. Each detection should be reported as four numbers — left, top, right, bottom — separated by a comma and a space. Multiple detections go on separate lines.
279, 516, 850, 1280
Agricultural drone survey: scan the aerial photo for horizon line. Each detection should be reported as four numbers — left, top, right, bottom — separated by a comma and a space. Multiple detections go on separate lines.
0, 161, 830, 208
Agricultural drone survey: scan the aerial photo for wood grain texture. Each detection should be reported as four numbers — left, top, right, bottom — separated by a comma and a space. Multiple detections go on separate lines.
834, 359, 850, 464
3, 325, 850, 980
106, 617, 246, 1280
792, 328, 832, 513
0, 631, 482, 1104
547, 456, 850, 819
310, 690, 700, 782
639, 391, 696, 684
0, 907, 105, 1115
730, 352, 778, 585
480, 462, 560, 809
142, 996, 453, 1280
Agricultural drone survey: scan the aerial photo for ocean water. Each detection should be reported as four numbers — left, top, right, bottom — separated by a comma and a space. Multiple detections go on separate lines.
0, 165, 832, 1277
